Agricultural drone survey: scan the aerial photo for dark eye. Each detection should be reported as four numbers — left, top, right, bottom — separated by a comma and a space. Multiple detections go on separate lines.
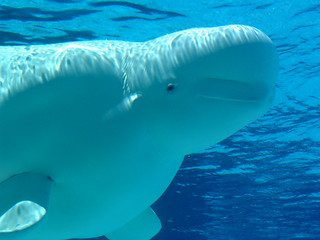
167, 83, 176, 92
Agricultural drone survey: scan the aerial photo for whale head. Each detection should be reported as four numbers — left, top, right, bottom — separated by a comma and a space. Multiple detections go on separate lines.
123, 25, 278, 153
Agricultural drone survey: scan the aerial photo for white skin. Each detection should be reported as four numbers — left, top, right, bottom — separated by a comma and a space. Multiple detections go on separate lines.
0, 25, 278, 240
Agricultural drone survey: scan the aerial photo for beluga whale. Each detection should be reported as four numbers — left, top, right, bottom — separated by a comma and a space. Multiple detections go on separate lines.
0, 25, 278, 240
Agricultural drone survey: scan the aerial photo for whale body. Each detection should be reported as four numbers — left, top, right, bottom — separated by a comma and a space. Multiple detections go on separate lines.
0, 25, 278, 240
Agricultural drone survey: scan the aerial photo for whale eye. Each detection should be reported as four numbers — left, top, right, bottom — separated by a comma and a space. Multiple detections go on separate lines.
167, 83, 176, 93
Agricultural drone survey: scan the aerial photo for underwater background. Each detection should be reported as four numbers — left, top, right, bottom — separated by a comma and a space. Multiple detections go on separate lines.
0, 0, 319, 239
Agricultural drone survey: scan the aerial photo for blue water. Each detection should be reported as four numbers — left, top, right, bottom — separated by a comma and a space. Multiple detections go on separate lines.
1, 0, 319, 239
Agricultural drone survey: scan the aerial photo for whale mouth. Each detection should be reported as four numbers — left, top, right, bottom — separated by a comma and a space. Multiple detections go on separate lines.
196, 78, 272, 103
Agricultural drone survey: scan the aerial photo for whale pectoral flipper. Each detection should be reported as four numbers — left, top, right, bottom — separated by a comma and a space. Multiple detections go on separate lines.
0, 173, 53, 233
105, 207, 161, 240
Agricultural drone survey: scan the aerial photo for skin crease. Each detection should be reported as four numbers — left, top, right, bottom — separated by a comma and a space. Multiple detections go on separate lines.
0, 25, 278, 240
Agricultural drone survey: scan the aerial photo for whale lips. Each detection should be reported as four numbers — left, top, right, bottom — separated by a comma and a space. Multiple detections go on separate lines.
195, 78, 272, 103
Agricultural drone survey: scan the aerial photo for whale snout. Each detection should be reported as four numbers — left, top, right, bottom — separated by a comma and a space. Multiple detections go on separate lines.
187, 26, 278, 106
